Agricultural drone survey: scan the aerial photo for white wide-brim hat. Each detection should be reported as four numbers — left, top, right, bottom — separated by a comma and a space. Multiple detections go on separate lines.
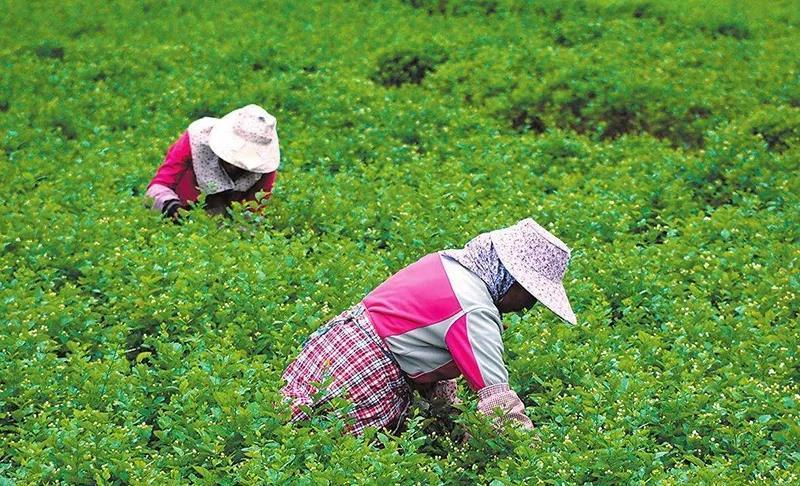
490, 218, 577, 325
208, 104, 280, 174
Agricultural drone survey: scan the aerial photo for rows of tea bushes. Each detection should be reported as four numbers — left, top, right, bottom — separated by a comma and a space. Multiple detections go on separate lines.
1, 0, 798, 483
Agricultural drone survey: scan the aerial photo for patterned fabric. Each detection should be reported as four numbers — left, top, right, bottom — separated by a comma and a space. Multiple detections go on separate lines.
281, 304, 412, 436
490, 218, 577, 325
187, 118, 262, 195
441, 233, 516, 304
477, 383, 533, 429
423, 379, 461, 406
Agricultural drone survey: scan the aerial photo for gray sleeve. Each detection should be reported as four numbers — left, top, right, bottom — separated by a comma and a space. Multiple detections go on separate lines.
467, 307, 509, 388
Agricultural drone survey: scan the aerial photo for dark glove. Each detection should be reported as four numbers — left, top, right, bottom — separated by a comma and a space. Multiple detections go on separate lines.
162, 199, 182, 222
205, 191, 233, 217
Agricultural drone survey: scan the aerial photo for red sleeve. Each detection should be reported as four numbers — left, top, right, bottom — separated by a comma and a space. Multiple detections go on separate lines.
148, 131, 192, 190
242, 171, 277, 212
261, 171, 277, 196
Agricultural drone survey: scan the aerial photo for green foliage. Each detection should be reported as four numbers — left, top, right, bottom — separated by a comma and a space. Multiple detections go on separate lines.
1, 0, 798, 483
372, 48, 448, 87
401, 0, 502, 16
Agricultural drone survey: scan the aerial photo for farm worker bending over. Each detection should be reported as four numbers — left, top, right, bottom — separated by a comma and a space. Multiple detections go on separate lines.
146, 104, 280, 220
282, 218, 577, 435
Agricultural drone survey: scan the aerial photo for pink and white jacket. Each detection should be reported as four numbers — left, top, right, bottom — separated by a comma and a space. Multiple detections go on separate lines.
363, 252, 533, 429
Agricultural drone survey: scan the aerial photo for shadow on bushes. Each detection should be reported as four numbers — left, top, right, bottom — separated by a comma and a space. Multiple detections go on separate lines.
746, 106, 800, 153
372, 49, 447, 87
498, 74, 714, 148
34, 41, 65, 60
401, 0, 499, 16
712, 21, 751, 40
50, 117, 79, 140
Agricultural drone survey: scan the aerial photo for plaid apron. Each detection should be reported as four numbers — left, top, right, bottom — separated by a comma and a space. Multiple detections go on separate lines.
281, 303, 412, 436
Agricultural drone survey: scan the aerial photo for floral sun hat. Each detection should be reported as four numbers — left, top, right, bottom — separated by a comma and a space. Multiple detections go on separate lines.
490, 218, 577, 325
208, 104, 280, 173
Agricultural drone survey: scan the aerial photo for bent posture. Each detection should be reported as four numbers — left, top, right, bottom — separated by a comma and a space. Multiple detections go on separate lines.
282, 218, 577, 435
146, 104, 280, 220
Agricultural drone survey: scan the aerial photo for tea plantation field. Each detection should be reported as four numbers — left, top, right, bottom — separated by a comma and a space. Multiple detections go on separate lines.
1, 0, 799, 483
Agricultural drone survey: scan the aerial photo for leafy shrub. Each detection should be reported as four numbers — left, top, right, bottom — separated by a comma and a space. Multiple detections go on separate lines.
495, 66, 713, 146
372, 48, 447, 87
33, 41, 65, 60
712, 21, 751, 39
745, 106, 800, 153
401, 0, 501, 16
0, 0, 798, 483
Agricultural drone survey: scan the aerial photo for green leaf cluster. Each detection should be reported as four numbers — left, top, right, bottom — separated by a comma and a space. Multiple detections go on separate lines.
1, 0, 798, 483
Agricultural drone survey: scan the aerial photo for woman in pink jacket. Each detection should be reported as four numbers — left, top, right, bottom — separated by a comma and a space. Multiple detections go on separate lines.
146, 104, 280, 220
281, 218, 577, 435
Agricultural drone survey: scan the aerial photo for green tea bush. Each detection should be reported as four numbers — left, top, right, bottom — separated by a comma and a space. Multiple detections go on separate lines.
745, 106, 800, 153
372, 48, 448, 87
401, 0, 502, 16
1, 0, 798, 483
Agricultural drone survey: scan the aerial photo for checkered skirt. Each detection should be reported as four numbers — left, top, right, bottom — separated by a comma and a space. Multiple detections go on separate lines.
281, 303, 411, 436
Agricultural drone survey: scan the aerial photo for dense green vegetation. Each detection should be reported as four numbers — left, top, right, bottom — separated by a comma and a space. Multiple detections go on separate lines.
1, 0, 798, 483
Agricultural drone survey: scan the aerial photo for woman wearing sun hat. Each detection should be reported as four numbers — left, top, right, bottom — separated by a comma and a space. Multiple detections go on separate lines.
281, 218, 577, 436
146, 104, 280, 220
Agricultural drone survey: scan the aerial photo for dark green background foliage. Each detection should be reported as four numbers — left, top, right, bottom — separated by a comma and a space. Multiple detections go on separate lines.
1, 0, 798, 483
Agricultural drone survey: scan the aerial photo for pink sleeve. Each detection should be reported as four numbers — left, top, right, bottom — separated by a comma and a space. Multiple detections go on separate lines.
445, 309, 532, 428
146, 184, 180, 211
477, 383, 533, 430
148, 131, 192, 190
444, 307, 508, 391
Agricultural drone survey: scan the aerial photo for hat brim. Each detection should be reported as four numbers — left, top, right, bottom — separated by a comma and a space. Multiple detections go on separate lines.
513, 269, 577, 325
208, 120, 280, 174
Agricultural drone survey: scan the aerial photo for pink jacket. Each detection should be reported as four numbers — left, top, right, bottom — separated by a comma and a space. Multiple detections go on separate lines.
363, 253, 533, 429
146, 131, 277, 211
